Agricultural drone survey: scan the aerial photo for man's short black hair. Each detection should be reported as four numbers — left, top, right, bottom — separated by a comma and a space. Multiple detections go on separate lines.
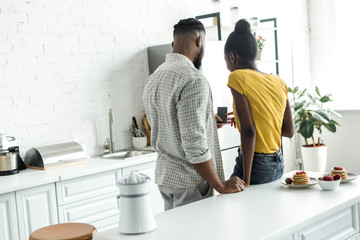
173, 18, 206, 36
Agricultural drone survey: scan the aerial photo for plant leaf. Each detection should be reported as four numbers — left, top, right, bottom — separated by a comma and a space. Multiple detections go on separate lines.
307, 93, 317, 104
298, 89, 307, 98
315, 86, 321, 96
311, 110, 330, 122
293, 86, 299, 93
296, 108, 307, 119
288, 87, 293, 93
319, 96, 332, 103
323, 123, 336, 133
299, 119, 314, 139
329, 119, 340, 126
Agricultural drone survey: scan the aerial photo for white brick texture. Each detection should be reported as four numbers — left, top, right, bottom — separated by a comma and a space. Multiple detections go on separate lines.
0, 0, 210, 156
0, 0, 299, 168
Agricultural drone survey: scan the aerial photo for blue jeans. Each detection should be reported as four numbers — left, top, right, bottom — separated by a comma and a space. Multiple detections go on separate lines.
230, 149, 284, 184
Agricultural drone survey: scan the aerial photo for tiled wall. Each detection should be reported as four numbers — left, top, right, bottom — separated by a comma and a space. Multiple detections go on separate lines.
0, 0, 208, 155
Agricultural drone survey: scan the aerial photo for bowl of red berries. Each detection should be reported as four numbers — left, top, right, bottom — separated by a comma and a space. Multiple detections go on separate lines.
317, 174, 341, 191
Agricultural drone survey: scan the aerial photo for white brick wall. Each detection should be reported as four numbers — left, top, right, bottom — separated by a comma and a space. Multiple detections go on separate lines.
0, 0, 301, 171
0, 0, 211, 156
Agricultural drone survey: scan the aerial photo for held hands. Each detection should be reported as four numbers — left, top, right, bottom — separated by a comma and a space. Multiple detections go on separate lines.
226, 112, 236, 129
218, 176, 245, 194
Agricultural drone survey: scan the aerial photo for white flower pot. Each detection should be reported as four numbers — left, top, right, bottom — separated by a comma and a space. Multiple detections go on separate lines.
301, 144, 327, 172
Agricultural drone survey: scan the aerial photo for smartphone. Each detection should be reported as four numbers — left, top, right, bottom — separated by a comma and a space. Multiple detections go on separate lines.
217, 107, 227, 123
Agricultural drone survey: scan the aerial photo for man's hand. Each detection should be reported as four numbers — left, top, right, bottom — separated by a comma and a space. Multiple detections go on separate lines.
215, 114, 224, 129
217, 176, 245, 194
226, 112, 236, 129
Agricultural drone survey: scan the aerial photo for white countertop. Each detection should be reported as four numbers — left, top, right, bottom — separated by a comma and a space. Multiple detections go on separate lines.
0, 152, 157, 195
94, 172, 360, 240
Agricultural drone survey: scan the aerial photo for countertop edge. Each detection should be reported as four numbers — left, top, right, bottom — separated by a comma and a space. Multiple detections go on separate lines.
0, 153, 158, 194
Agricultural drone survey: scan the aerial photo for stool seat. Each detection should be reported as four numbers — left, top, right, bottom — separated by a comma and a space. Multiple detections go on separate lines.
29, 223, 96, 240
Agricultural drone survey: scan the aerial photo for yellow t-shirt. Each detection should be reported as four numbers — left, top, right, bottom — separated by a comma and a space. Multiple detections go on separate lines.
227, 69, 288, 153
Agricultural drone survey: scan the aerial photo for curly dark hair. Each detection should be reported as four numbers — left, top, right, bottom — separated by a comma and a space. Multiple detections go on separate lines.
173, 18, 206, 36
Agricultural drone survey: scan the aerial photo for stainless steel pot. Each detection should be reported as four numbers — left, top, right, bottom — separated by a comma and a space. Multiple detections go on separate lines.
0, 151, 18, 172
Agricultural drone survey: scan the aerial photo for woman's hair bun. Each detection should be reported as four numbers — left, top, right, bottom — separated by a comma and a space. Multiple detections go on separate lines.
234, 19, 251, 33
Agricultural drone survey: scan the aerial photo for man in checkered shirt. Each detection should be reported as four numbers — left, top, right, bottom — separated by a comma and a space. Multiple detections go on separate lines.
143, 18, 245, 210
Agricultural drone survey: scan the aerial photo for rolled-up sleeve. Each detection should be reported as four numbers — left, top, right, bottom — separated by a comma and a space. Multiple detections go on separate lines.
177, 77, 212, 164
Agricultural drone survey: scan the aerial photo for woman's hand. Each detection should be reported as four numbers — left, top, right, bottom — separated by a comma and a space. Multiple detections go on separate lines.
214, 114, 224, 129
226, 112, 237, 129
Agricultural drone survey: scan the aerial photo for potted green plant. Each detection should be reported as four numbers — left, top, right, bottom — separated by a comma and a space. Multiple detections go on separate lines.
288, 86, 341, 172
255, 35, 265, 60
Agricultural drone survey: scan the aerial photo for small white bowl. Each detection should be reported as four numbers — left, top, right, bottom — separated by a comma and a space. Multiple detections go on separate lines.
318, 179, 341, 191
132, 136, 147, 148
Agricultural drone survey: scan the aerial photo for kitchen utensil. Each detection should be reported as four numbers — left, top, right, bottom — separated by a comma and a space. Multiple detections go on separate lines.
132, 117, 139, 129
117, 171, 156, 234
130, 126, 145, 138
0, 134, 25, 175
0, 151, 17, 173
142, 115, 151, 131
25, 142, 87, 170
142, 115, 151, 147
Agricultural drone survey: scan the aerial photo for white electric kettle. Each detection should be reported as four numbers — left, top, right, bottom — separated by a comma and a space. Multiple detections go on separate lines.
117, 171, 156, 234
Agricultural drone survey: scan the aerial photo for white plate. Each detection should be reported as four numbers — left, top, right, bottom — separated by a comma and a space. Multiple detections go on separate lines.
341, 173, 358, 183
322, 172, 358, 183
280, 177, 318, 188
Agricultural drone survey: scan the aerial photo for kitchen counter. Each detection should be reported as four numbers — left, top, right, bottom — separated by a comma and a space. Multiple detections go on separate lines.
0, 152, 157, 195
93, 172, 360, 240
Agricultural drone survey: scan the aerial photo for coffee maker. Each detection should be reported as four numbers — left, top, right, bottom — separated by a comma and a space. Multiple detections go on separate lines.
0, 134, 26, 176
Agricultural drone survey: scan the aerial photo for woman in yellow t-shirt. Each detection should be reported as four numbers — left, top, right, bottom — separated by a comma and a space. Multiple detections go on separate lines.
224, 19, 294, 187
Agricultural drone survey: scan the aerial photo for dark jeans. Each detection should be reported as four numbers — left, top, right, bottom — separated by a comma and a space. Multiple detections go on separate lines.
230, 149, 284, 184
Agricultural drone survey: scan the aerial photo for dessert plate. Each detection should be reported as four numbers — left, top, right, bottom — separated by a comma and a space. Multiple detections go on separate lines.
280, 177, 318, 188
322, 172, 358, 183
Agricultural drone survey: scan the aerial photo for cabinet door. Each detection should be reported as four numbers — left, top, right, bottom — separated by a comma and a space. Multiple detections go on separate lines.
16, 184, 58, 240
298, 204, 359, 240
56, 170, 119, 205
0, 193, 19, 240
221, 147, 238, 180
58, 192, 119, 225
122, 161, 164, 214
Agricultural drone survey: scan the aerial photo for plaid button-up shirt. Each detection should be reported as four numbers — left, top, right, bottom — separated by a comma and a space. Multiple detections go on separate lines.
143, 53, 224, 188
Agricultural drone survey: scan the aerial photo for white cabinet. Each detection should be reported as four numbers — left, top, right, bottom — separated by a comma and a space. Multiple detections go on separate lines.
298, 204, 359, 240
16, 183, 58, 240
122, 161, 164, 214
58, 192, 119, 229
56, 170, 121, 231
0, 192, 19, 240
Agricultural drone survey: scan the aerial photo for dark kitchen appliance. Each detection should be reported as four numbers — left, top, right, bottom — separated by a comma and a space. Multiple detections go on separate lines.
0, 134, 26, 176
